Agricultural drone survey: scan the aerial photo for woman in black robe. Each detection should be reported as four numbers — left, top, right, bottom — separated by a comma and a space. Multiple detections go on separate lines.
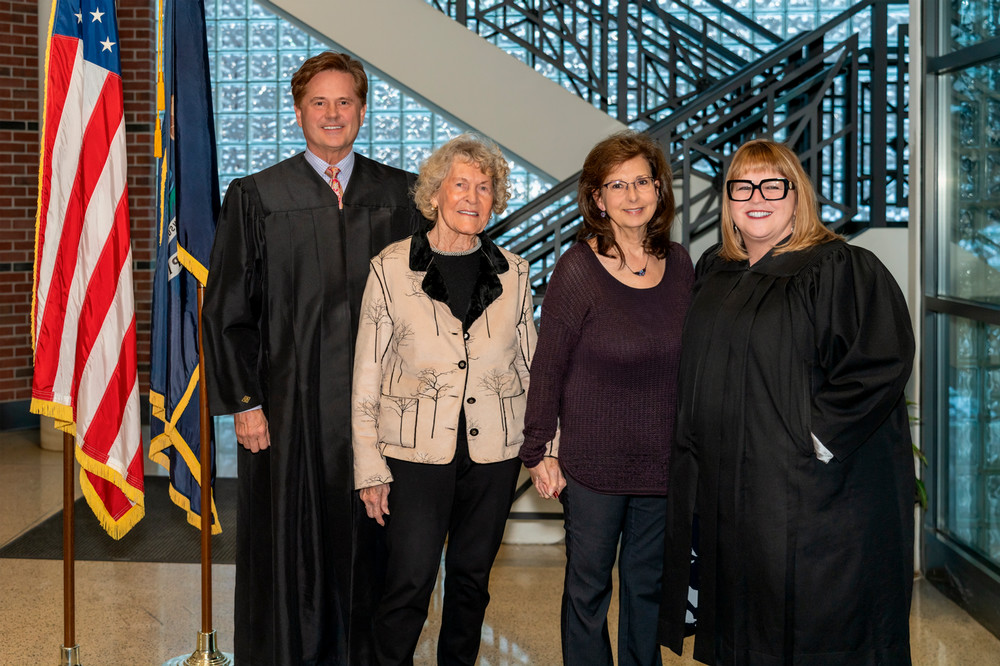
658, 139, 915, 665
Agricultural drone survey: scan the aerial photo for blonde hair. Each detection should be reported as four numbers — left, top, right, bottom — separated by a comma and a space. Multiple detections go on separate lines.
719, 139, 840, 261
414, 134, 511, 222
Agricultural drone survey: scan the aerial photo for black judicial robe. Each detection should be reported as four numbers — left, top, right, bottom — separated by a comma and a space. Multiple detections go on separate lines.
658, 240, 915, 666
203, 152, 417, 665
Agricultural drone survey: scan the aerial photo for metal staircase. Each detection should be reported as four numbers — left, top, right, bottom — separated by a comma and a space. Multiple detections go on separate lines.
452, 0, 910, 303
426, 0, 784, 125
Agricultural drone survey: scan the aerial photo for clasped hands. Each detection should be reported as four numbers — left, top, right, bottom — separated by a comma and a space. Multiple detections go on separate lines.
528, 457, 566, 500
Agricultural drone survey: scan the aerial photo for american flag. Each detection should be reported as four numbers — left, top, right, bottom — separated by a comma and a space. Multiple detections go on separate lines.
32, 0, 144, 539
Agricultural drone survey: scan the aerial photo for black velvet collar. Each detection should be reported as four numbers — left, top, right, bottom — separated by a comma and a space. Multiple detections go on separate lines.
409, 225, 510, 330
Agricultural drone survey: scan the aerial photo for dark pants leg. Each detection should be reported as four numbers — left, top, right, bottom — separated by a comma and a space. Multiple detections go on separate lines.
560, 475, 666, 666
374, 457, 454, 666
373, 436, 520, 666
437, 453, 521, 666
561, 475, 624, 666
618, 494, 667, 666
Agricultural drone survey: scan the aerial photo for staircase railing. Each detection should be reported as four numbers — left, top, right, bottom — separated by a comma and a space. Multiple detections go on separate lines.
425, 0, 783, 126
486, 0, 908, 303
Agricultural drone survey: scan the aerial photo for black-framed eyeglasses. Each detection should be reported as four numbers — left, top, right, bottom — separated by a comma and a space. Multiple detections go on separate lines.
726, 178, 795, 201
601, 177, 656, 194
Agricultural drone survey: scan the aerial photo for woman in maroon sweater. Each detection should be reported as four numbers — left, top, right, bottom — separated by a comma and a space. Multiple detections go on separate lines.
520, 131, 693, 665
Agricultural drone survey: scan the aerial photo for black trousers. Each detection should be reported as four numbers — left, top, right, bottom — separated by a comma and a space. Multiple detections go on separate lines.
374, 435, 521, 666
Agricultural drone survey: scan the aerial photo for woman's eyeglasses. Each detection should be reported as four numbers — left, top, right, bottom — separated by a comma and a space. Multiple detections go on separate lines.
726, 178, 795, 201
601, 177, 656, 195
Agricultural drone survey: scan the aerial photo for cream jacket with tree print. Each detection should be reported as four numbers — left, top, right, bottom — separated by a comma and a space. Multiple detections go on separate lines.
352, 230, 536, 490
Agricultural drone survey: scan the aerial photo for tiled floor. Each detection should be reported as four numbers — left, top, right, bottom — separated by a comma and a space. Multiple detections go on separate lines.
2, 427, 999, 665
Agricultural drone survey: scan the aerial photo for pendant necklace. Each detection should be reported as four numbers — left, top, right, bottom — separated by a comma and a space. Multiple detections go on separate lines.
623, 253, 649, 276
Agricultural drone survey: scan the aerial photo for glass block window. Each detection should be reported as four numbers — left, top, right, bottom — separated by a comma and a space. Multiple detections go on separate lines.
644, 0, 910, 46
939, 314, 1000, 567
205, 0, 552, 211
937, 61, 1000, 303
925, 0, 1000, 610
949, 0, 1000, 51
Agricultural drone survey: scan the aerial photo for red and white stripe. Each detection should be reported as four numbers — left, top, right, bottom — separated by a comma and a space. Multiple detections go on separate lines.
33, 18, 144, 537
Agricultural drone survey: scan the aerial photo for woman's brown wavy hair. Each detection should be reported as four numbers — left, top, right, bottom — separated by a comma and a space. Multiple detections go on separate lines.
577, 131, 675, 264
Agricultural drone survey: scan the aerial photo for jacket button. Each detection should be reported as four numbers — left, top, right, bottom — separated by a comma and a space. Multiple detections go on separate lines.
463, 332, 470, 340
469, 428, 479, 436
458, 360, 467, 369
466, 397, 476, 404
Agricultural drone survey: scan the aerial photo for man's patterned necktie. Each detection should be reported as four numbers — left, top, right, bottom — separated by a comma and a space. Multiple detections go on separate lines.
325, 165, 344, 210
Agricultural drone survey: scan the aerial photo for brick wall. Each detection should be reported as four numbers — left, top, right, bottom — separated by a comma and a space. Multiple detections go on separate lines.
119, 0, 158, 405
0, 0, 156, 415
0, 0, 40, 407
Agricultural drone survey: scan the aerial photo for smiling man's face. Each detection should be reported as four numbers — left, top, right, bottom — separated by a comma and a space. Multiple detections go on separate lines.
294, 69, 366, 165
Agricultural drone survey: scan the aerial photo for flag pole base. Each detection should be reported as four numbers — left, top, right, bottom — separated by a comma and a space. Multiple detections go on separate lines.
162, 630, 232, 666
60, 644, 82, 666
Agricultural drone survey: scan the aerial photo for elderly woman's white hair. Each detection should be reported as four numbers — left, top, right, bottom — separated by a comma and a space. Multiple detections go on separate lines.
413, 134, 511, 222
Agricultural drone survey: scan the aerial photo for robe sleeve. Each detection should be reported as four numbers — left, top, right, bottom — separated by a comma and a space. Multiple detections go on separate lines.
659, 251, 702, 651
806, 245, 914, 461
202, 177, 268, 416
659, 414, 699, 652
519, 248, 589, 467
351, 258, 395, 489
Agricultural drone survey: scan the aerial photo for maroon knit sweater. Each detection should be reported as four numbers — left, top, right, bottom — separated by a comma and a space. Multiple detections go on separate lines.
520, 241, 693, 495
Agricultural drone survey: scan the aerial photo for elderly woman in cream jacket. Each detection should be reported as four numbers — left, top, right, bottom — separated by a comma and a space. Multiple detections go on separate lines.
352, 134, 536, 666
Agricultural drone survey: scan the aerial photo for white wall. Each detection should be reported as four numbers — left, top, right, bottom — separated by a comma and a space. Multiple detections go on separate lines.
850, 228, 911, 306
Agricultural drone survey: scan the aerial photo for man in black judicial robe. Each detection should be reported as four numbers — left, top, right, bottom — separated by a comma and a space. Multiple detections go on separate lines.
203, 52, 418, 665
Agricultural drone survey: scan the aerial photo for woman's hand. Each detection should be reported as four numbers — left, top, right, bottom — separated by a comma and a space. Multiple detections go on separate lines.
543, 457, 566, 497
529, 457, 564, 500
528, 464, 552, 499
360, 483, 391, 526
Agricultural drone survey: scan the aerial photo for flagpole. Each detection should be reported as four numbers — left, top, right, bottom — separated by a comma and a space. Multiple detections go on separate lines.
168, 284, 230, 666
61, 431, 82, 665
198, 284, 212, 636
155, 0, 227, 661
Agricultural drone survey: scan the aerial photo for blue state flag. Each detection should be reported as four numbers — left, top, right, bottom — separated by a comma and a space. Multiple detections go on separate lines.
149, 0, 221, 533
